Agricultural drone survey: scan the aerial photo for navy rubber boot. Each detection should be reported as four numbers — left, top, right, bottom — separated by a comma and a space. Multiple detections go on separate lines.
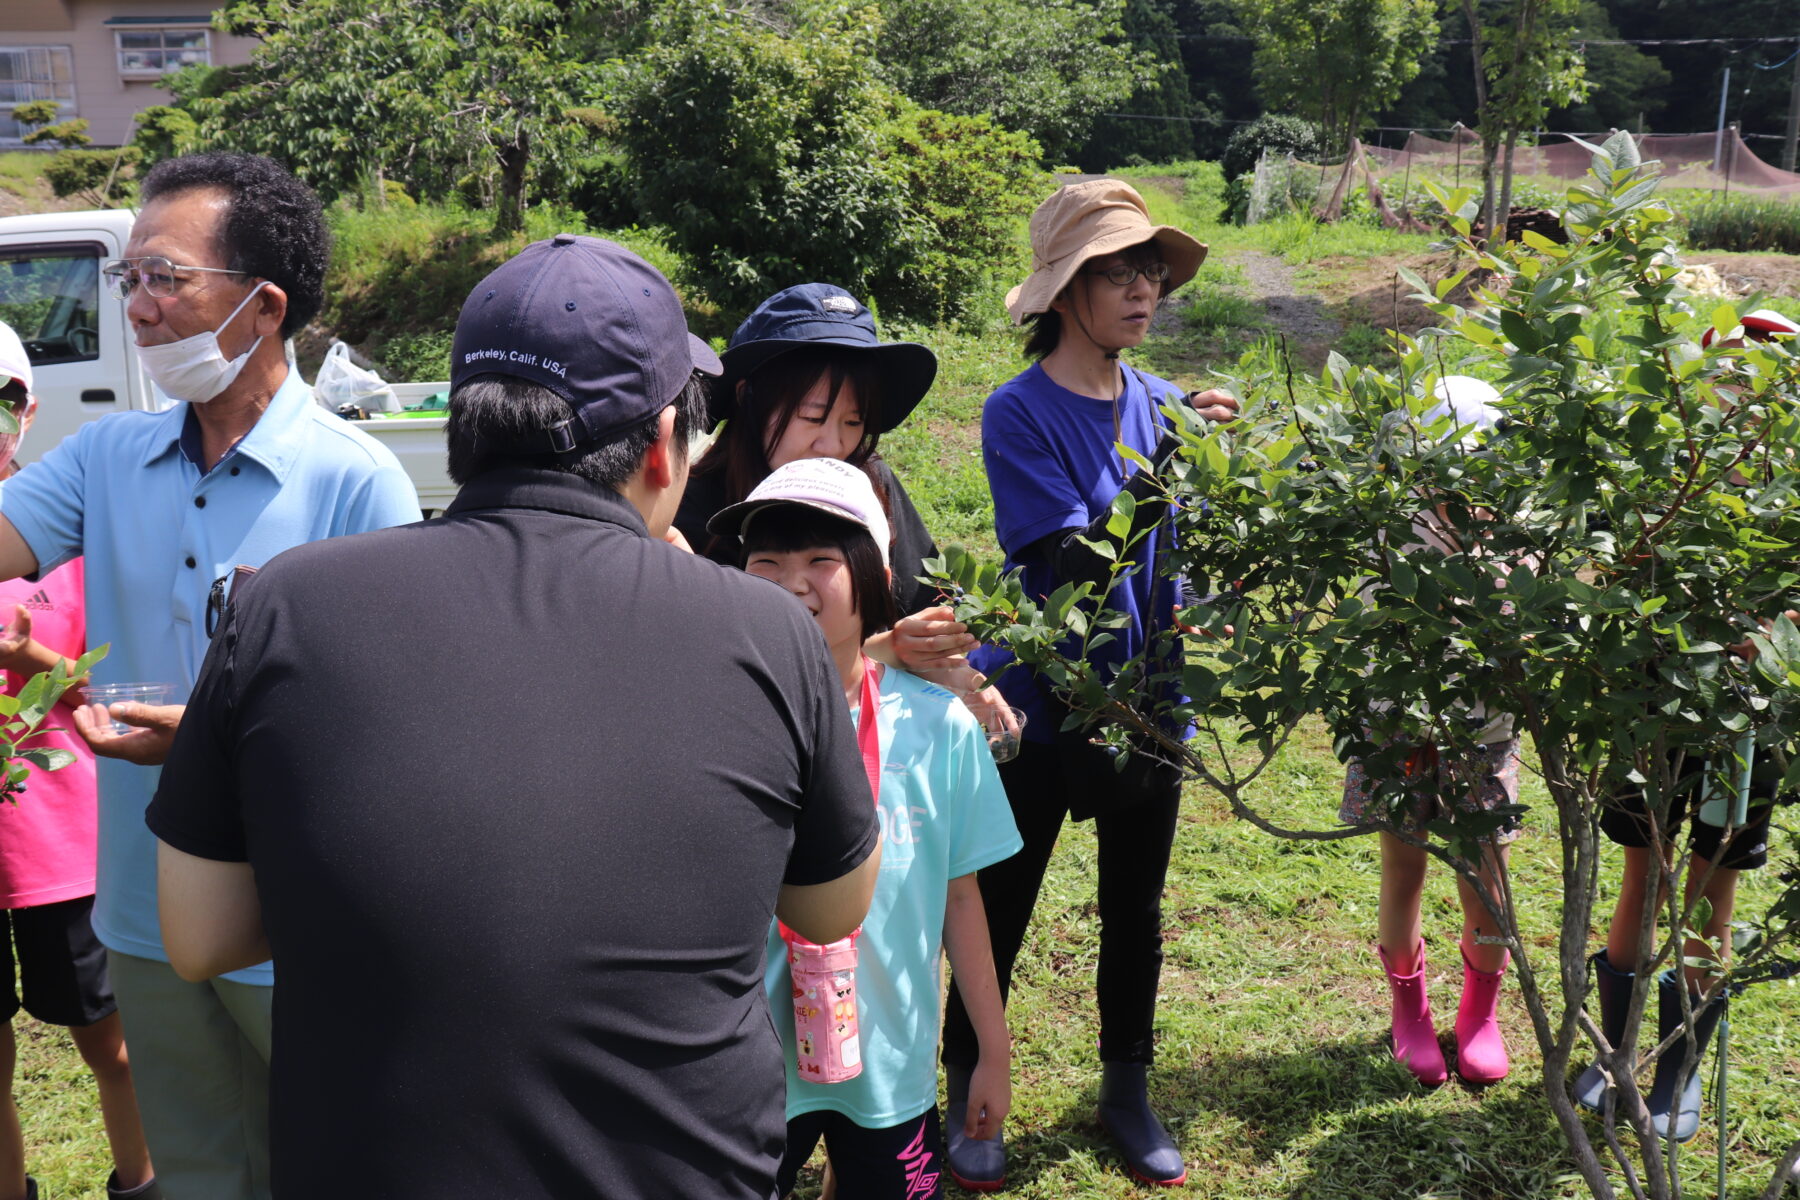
1574, 950, 1636, 1111
945, 1063, 1007, 1192
1096, 1062, 1186, 1187
1644, 970, 1726, 1143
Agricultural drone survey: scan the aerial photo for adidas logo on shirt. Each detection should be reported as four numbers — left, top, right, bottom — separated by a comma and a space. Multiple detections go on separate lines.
20, 590, 53, 612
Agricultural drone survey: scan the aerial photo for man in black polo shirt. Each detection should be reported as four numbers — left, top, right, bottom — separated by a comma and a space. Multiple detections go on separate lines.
144, 235, 882, 1199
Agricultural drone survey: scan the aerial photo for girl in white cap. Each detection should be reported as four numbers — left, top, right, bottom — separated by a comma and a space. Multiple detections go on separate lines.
944, 179, 1237, 1189
710, 458, 1022, 1200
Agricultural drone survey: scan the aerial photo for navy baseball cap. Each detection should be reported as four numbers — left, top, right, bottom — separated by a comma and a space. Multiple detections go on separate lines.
451, 234, 722, 453
713, 282, 937, 432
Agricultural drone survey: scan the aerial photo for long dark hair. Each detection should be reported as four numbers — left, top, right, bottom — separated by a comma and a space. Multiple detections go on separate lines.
693, 348, 887, 508
741, 506, 899, 640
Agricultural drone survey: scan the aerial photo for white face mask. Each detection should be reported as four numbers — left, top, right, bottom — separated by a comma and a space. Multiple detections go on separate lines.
135, 280, 268, 404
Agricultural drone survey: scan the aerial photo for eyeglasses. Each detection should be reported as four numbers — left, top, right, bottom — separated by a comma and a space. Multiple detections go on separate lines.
101, 256, 251, 300
1084, 261, 1171, 288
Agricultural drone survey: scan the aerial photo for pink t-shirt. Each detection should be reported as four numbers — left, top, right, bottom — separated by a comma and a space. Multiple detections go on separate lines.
0, 558, 96, 909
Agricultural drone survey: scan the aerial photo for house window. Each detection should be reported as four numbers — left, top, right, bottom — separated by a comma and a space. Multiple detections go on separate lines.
0, 47, 75, 140
116, 28, 210, 77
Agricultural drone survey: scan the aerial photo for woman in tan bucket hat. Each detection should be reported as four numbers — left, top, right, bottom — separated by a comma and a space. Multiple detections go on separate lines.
940, 179, 1237, 1190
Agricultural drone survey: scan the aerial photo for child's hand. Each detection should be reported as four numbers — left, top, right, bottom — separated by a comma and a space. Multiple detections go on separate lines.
0, 603, 29, 670
963, 1057, 1011, 1141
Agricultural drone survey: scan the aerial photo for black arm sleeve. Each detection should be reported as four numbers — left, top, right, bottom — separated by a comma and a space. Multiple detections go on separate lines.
870, 460, 940, 615
1021, 431, 1180, 588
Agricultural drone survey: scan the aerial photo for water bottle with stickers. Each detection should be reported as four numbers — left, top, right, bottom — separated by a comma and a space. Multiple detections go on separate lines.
783, 925, 862, 1084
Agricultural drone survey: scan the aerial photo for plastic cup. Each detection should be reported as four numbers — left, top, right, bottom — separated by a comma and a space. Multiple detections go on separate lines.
985, 707, 1028, 764
79, 683, 176, 735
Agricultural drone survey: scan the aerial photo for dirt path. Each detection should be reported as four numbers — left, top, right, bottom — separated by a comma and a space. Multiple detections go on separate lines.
1231, 249, 1342, 359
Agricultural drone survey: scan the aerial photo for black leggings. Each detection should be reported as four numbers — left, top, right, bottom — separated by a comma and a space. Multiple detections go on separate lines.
942, 737, 1182, 1067
775, 1106, 943, 1199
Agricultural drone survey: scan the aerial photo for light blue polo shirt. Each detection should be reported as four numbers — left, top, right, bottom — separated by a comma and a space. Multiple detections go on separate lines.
0, 370, 422, 984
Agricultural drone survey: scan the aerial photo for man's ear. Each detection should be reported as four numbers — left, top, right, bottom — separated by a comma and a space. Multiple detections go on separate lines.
252, 283, 289, 341
641, 405, 682, 490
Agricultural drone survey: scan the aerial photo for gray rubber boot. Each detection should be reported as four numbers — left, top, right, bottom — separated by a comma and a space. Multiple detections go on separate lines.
1645, 970, 1726, 1143
1574, 951, 1635, 1111
945, 1063, 1006, 1192
1096, 1062, 1186, 1187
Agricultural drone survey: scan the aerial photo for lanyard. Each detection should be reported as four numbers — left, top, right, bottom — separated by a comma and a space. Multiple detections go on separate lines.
855, 656, 881, 810
778, 661, 881, 951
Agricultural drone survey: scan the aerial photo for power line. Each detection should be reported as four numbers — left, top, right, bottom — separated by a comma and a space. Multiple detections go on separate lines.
1168, 33, 1800, 47
1094, 114, 1800, 143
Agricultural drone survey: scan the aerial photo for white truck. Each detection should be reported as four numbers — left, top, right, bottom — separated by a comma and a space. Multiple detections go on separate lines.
0, 208, 458, 511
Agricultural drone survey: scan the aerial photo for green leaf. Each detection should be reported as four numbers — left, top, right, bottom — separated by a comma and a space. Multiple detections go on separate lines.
15, 748, 75, 772
1387, 557, 1416, 600
1498, 310, 1539, 352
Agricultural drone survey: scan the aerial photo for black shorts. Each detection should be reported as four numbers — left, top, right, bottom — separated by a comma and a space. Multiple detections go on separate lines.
1601, 754, 1781, 871
777, 1105, 943, 1200
1, 894, 117, 1027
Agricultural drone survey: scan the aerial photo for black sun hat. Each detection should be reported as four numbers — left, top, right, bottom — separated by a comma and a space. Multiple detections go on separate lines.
712, 283, 938, 432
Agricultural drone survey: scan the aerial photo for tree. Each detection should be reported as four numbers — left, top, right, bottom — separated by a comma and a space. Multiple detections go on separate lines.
875, 0, 1138, 163
12, 99, 90, 150
1166, 0, 1260, 161
191, 0, 604, 233
15, 99, 137, 207
1461, 0, 1589, 246
933, 134, 1800, 1199
1074, 0, 1195, 171
1546, 2, 1669, 133
1233, 0, 1440, 157
613, 1, 1041, 320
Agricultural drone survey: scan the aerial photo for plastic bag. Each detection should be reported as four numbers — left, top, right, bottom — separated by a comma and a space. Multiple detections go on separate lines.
314, 341, 399, 413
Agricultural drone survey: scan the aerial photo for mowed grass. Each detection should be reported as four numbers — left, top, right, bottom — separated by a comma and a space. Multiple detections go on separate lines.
781, 720, 1800, 1199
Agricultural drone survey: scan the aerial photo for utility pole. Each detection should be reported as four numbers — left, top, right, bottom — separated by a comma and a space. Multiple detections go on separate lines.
1784, 34, 1800, 172
1714, 65, 1731, 171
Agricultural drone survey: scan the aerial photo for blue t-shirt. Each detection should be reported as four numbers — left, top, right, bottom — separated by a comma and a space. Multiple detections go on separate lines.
972, 361, 1188, 743
765, 666, 1022, 1127
0, 371, 422, 983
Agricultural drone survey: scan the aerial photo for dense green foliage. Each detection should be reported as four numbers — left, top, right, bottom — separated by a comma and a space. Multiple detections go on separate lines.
1073, 0, 1196, 170
614, 2, 1039, 320
874, 0, 1137, 163
183, 0, 602, 233
1233, 0, 1439, 157
1216, 115, 1326, 223
1220, 114, 1325, 182
127, 105, 201, 169
1680, 192, 1800, 256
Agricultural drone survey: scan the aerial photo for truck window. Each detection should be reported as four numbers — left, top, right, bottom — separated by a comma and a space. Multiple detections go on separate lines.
0, 244, 102, 367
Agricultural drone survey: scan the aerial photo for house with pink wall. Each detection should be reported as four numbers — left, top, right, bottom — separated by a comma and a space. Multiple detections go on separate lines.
0, 1, 255, 146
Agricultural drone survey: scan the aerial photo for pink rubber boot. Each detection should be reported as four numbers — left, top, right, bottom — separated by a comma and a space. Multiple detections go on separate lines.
1454, 944, 1510, 1084
1378, 944, 1447, 1085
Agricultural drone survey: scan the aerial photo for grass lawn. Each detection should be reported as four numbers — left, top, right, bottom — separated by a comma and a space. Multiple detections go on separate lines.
9, 173, 1797, 1199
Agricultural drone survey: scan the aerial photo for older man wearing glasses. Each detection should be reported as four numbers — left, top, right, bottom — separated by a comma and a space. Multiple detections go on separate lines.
0, 152, 419, 1200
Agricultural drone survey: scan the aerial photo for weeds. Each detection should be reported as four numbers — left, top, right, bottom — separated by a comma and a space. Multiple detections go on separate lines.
1678, 191, 1800, 254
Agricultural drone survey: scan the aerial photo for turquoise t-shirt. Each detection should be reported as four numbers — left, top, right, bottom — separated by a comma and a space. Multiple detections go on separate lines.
765, 666, 1022, 1127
